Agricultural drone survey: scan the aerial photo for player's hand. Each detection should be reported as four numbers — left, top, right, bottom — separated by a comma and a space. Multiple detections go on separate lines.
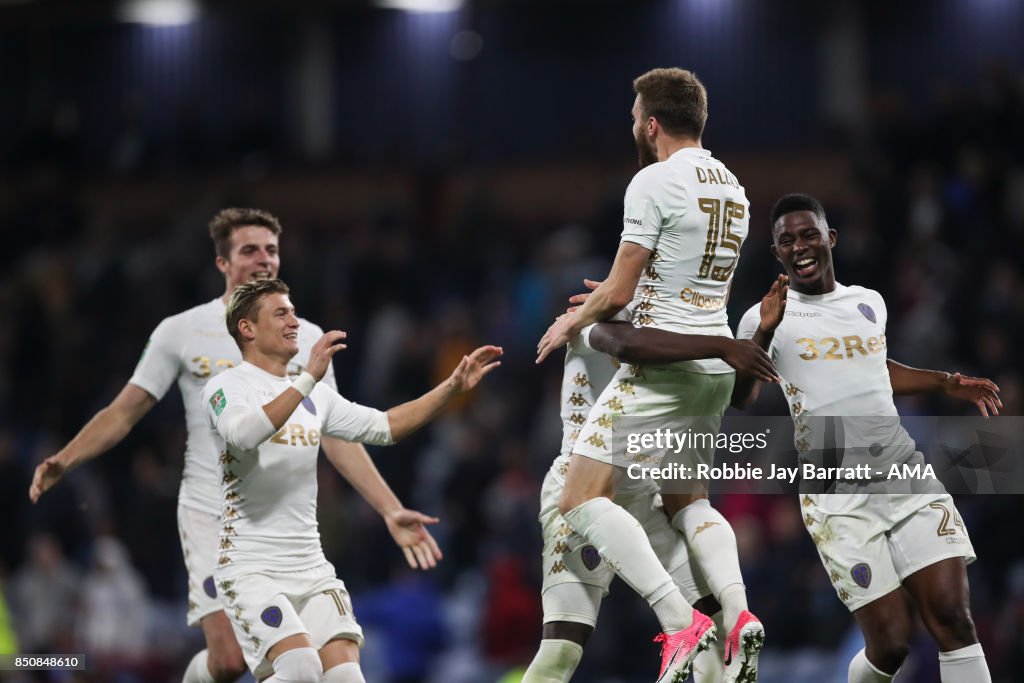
29, 454, 66, 503
448, 345, 503, 393
385, 508, 443, 570
306, 330, 347, 381
720, 339, 779, 383
943, 372, 1002, 417
536, 314, 580, 363
758, 274, 788, 333
566, 278, 602, 313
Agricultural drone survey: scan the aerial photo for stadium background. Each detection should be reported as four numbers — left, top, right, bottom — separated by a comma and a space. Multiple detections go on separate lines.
1, 0, 1023, 681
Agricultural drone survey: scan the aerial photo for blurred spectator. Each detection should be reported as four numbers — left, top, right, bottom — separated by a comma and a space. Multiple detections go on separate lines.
8, 534, 78, 653
76, 537, 150, 663
356, 567, 449, 683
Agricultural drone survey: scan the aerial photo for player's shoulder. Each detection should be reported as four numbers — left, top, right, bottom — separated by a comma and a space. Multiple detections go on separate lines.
156, 298, 222, 332
626, 160, 672, 193
840, 284, 885, 306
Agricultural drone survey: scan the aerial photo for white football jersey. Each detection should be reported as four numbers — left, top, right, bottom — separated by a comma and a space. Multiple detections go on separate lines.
202, 362, 392, 572
621, 147, 750, 374
129, 298, 336, 516
737, 284, 912, 456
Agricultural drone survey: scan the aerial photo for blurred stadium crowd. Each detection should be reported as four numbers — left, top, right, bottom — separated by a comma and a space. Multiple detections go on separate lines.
2, 2, 1024, 683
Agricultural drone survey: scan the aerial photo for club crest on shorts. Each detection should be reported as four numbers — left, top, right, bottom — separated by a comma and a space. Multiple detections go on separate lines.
301, 397, 317, 415
857, 303, 876, 323
581, 545, 602, 571
203, 576, 217, 598
261, 606, 283, 628
851, 563, 872, 588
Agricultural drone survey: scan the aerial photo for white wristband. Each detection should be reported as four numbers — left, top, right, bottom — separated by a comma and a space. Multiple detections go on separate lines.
293, 371, 317, 398
577, 323, 598, 352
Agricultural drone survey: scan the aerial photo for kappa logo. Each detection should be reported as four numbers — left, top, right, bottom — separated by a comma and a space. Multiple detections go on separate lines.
692, 521, 720, 538
857, 303, 876, 323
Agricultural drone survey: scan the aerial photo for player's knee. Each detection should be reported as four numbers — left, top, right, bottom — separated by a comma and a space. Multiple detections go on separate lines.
557, 490, 588, 517
271, 647, 323, 683
207, 648, 247, 682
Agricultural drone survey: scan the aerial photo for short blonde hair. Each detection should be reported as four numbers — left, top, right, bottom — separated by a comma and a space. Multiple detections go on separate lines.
225, 278, 291, 347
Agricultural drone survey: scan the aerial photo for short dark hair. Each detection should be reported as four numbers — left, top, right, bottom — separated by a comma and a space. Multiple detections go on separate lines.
633, 68, 708, 139
770, 193, 827, 229
209, 208, 283, 260
225, 278, 290, 347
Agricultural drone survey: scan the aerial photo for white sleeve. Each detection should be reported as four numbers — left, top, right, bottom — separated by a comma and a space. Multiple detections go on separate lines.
128, 317, 182, 400
620, 169, 663, 250
202, 375, 275, 451
318, 388, 393, 446
736, 304, 761, 341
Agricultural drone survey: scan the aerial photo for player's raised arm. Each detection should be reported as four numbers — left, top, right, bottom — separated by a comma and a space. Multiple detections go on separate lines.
29, 383, 157, 503
535, 241, 650, 363
386, 345, 502, 441
321, 437, 442, 570
731, 274, 788, 409
887, 360, 1002, 417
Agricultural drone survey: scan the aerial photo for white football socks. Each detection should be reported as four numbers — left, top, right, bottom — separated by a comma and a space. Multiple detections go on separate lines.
848, 648, 896, 682
672, 499, 747, 627
938, 643, 991, 683
182, 650, 216, 683
563, 497, 694, 631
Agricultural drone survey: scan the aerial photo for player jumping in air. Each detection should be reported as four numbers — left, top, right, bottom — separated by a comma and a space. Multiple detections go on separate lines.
536, 68, 764, 682
733, 194, 1000, 683
524, 303, 776, 683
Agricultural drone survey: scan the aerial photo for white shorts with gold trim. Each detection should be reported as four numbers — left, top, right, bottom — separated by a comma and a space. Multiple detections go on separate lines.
802, 492, 976, 612
213, 562, 363, 679
178, 504, 224, 627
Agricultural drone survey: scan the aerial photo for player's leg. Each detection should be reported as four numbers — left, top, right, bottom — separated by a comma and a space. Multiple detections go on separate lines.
558, 453, 700, 633
318, 638, 363, 683
179, 506, 247, 683
889, 493, 988, 682
182, 611, 247, 683
803, 497, 910, 681
296, 570, 367, 683
850, 588, 915, 681
522, 587, 597, 683
560, 370, 716, 681
635, 491, 726, 683
263, 634, 323, 683
902, 559, 990, 681
525, 465, 608, 682
667, 372, 763, 682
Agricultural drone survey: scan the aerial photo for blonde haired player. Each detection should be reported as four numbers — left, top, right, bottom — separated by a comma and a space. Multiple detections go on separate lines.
203, 278, 500, 683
